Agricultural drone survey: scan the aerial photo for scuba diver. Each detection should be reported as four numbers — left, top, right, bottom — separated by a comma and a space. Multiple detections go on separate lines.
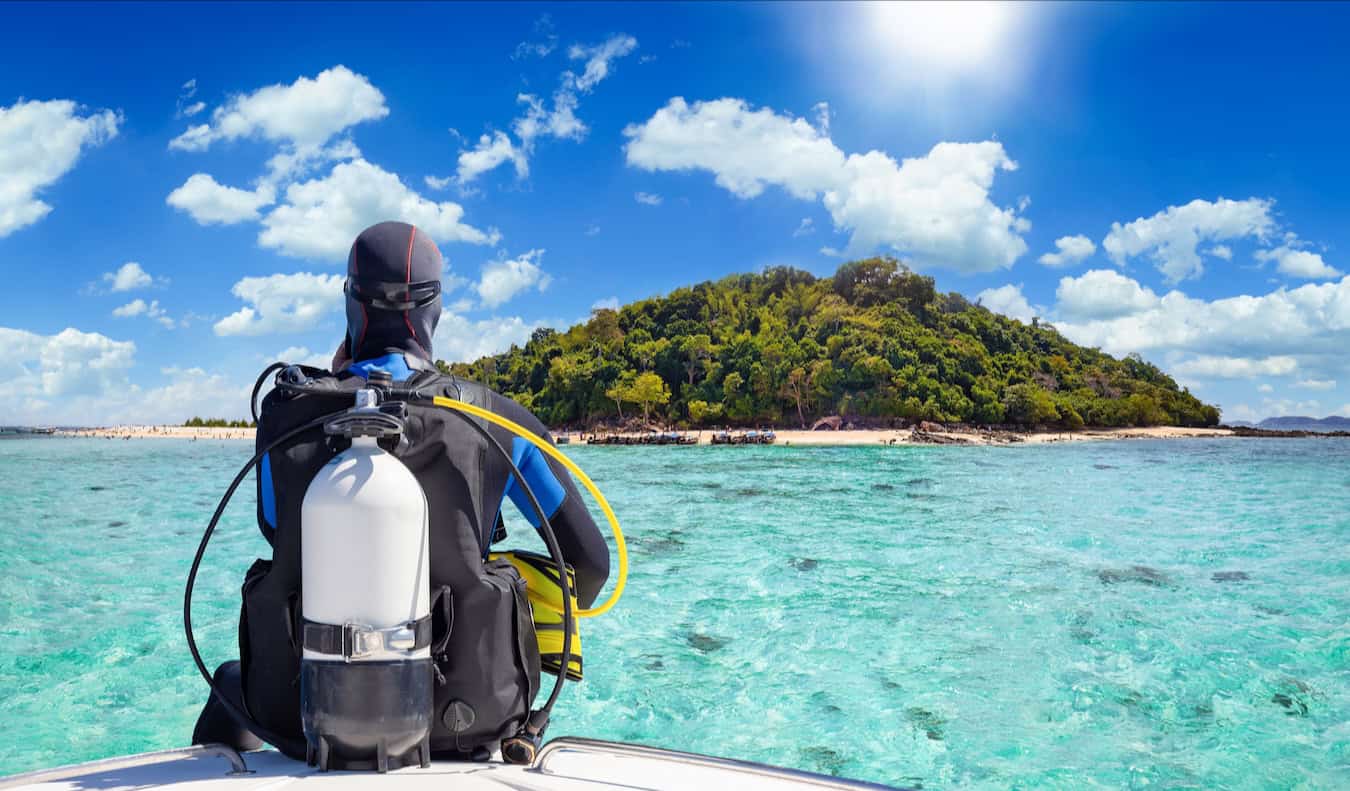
191, 221, 612, 768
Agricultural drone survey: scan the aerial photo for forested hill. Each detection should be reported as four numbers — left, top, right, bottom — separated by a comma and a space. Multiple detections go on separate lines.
437, 259, 1220, 430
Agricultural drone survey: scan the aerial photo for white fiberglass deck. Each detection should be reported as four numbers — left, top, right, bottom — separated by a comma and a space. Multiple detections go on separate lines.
0, 738, 901, 791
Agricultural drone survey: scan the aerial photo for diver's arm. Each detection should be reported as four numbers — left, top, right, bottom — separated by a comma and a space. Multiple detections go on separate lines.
489, 392, 611, 607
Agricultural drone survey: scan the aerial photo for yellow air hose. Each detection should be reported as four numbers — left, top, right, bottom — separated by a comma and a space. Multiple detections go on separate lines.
431, 396, 627, 617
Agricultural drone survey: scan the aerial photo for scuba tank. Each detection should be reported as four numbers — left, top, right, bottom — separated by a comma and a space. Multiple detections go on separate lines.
299, 389, 434, 772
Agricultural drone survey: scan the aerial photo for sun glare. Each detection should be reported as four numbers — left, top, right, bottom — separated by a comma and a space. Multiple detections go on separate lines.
865, 1, 1019, 72
828, 0, 1043, 109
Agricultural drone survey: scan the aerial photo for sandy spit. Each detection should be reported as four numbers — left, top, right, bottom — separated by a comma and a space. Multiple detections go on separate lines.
57, 426, 256, 440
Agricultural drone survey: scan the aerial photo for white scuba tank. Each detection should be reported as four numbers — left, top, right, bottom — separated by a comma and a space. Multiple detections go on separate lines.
297, 395, 435, 773
301, 435, 431, 655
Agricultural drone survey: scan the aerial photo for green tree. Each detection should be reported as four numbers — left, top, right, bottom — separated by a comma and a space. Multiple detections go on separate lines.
781, 366, 811, 428
629, 372, 671, 423
1060, 405, 1085, 431
605, 377, 633, 420
632, 339, 669, 371
680, 334, 715, 387
1003, 384, 1060, 425
687, 399, 724, 425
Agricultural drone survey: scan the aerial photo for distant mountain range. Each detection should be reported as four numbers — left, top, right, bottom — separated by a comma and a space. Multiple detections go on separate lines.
1226, 416, 1350, 432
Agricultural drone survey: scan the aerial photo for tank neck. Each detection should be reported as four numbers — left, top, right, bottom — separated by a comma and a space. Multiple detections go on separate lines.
351, 436, 379, 448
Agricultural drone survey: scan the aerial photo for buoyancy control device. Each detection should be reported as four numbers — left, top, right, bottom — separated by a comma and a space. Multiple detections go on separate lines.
184, 365, 628, 772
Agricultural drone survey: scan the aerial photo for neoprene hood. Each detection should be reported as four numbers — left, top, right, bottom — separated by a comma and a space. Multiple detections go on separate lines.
345, 221, 443, 362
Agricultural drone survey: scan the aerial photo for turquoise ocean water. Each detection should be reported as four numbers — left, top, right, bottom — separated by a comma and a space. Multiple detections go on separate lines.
0, 437, 1347, 788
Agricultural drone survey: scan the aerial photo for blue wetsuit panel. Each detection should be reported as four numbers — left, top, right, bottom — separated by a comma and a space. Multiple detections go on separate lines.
260, 454, 277, 531
501, 437, 566, 529
348, 353, 415, 381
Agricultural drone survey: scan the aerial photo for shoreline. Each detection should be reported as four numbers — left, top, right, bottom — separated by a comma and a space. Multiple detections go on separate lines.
55, 425, 255, 440
52, 424, 1242, 445
558, 426, 1237, 446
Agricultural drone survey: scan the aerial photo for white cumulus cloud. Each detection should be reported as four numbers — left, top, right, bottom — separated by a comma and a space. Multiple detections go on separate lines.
271, 346, 333, 369
111, 299, 148, 318
1052, 272, 1350, 395
0, 326, 136, 401
1054, 269, 1161, 320
457, 131, 529, 184
112, 299, 173, 328
114, 367, 251, 425
1102, 197, 1275, 283
1171, 355, 1298, 380
103, 262, 155, 292
1255, 244, 1341, 280
168, 65, 387, 154
976, 283, 1036, 323
258, 159, 499, 261
1294, 378, 1336, 391
513, 91, 584, 145
0, 99, 120, 237
432, 309, 544, 363
1039, 234, 1096, 268
463, 34, 638, 186
625, 97, 845, 200
0, 327, 258, 425
213, 272, 344, 336
1254, 397, 1324, 418
476, 249, 552, 308
163, 66, 493, 259
623, 97, 1027, 273
166, 173, 276, 225
634, 191, 663, 206
176, 78, 205, 118
567, 34, 639, 91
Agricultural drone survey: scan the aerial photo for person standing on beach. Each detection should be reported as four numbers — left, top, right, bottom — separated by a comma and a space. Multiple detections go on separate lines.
193, 221, 609, 757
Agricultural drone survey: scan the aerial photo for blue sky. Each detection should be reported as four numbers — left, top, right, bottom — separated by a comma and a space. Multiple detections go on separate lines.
4, 1, 1350, 425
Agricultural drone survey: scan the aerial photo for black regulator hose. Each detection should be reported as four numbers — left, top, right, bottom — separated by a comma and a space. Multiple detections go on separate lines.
184, 413, 330, 757
186, 388, 572, 763
249, 363, 289, 424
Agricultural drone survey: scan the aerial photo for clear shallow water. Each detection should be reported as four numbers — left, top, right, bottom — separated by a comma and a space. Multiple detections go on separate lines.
1, 438, 1347, 788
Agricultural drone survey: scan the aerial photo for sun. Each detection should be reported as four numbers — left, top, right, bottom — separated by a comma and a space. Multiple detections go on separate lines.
863, 1, 1022, 73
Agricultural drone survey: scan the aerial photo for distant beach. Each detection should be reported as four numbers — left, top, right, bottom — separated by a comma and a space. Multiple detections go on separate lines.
56, 425, 254, 440
55, 424, 1236, 445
